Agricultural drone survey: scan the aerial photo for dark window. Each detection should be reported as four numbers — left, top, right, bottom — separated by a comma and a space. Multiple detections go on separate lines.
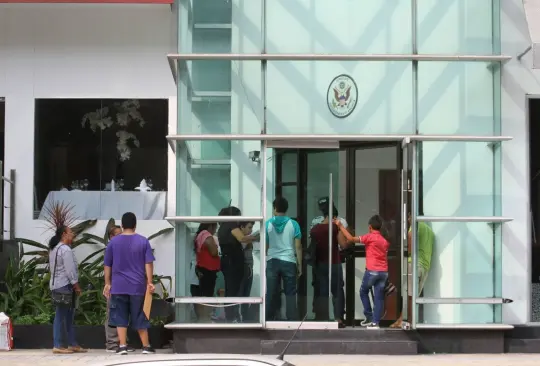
33, 99, 168, 220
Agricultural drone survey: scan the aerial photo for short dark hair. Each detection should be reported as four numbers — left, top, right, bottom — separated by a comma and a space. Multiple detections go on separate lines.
121, 212, 137, 230
273, 197, 289, 213
368, 215, 384, 231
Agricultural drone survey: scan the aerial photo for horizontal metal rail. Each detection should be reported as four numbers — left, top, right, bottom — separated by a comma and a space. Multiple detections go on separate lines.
417, 297, 513, 305
173, 297, 262, 304
166, 216, 264, 223
265, 321, 339, 330
167, 134, 513, 142
191, 159, 231, 166
167, 53, 512, 62
415, 323, 514, 330
417, 216, 513, 223
166, 323, 263, 329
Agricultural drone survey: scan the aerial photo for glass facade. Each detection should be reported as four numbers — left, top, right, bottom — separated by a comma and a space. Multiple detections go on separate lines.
171, 0, 507, 328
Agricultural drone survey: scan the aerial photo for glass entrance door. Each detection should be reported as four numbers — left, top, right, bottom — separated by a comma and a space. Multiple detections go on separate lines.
341, 142, 403, 326
274, 148, 342, 323
275, 143, 406, 328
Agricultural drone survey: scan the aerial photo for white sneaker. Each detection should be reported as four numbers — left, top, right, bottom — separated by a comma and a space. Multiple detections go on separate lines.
367, 323, 380, 330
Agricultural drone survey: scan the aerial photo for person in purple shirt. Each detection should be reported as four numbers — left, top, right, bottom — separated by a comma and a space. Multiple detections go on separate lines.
103, 212, 156, 355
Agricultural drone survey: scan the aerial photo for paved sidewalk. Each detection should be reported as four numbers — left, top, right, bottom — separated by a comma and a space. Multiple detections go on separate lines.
2, 350, 540, 366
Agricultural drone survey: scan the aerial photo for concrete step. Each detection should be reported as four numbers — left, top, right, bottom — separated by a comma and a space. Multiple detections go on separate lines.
260, 339, 418, 355
265, 328, 412, 341
505, 338, 540, 353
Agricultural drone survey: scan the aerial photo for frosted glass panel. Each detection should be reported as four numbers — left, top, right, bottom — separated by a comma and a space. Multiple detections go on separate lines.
190, 167, 231, 217
266, 61, 414, 134
266, 0, 411, 54
418, 62, 496, 135
421, 142, 494, 217
417, 0, 496, 54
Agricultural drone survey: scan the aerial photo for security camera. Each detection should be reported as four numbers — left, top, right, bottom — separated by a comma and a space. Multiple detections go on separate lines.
249, 150, 261, 163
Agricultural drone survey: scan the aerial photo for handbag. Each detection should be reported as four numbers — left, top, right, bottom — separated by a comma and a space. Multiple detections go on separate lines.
50, 245, 74, 307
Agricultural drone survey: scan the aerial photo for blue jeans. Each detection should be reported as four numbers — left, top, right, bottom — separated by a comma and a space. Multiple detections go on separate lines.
239, 264, 254, 321
266, 258, 298, 321
53, 285, 76, 348
314, 263, 344, 321
360, 270, 388, 324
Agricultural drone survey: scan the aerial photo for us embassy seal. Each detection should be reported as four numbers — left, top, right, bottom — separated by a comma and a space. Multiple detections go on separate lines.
327, 74, 358, 118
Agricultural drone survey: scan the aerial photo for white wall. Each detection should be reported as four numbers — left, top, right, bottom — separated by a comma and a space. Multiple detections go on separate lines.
500, 0, 538, 324
0, 4, 177, 293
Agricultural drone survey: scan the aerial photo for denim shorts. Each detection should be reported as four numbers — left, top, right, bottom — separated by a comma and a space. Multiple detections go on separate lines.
109, 294, 150, 330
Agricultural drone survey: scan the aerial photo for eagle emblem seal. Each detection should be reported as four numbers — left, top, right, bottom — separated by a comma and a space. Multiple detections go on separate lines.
327, 74, 358, 118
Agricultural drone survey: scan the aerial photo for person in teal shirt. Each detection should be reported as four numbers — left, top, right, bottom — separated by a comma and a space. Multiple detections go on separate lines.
265, 197, 302, 321
391, 212, 434, 328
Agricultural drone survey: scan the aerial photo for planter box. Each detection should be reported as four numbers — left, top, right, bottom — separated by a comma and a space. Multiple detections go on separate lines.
13, 324, 171, 349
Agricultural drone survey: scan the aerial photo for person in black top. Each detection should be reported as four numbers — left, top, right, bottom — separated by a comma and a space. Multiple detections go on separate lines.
217, 206, 257, 322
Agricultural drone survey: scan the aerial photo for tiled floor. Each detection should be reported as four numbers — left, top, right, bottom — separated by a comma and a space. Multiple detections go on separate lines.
2, 351, 540, 366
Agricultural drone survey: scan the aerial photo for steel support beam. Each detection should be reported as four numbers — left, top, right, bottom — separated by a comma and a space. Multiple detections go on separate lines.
417, 297, 513, 304
166, 216, 263, 224
167, 53, 511, 62
417, 216, 513, 223
166, 134, 513, 142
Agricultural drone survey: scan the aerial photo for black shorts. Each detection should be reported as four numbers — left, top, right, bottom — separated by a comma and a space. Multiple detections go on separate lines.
190, 284, 201, 297
196, 266, 218, 297
109, 294, 150, 330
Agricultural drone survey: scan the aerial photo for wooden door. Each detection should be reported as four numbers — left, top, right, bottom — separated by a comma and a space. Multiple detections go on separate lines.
378, 169, 401, 320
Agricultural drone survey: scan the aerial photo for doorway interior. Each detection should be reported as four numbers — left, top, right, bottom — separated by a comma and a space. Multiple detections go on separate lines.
529, 97, 540, 322
274, 141, 409, 326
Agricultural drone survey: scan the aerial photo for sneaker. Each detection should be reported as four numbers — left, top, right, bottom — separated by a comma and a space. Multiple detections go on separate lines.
360, 318, 372, 326
142, 346, 156, 354
116, 346, 129, 355
367, 323, 380, 329
106, 346, 118, 353
52, 347, 73, 354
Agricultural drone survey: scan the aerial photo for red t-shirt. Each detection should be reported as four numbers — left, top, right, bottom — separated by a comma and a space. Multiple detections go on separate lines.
196, 230, 220, 271
310, 223, 341, 264
359, 231, 389, 271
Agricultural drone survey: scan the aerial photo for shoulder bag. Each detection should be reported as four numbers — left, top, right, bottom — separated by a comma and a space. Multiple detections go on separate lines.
50, 245, 74, 307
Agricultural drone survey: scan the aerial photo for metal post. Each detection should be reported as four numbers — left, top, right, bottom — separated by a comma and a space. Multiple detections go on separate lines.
260, 141, 267, 326
410, 0, 419, 329
401, 139, 409, 320
260, 0, 267, 327
328, 173, 333, 307
411, 142, 418, 329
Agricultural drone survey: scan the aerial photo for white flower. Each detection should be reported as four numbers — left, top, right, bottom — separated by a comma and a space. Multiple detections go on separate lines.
81, 99, 147, 161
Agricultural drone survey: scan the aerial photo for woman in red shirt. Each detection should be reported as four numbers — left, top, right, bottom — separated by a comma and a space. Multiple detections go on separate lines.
194, 222, 220, 322
336, 215, 390, 329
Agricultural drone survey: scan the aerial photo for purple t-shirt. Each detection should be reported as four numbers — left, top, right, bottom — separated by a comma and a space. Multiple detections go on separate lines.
104, 233, 155, 296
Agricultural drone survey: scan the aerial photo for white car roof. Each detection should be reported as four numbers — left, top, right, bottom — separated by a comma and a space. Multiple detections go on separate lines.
92, 354, 292, 366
